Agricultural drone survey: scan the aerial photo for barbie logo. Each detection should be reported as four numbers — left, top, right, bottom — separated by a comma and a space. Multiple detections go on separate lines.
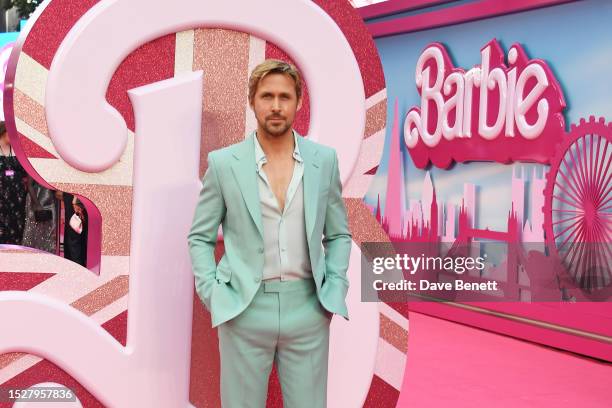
404, 40, 566, 169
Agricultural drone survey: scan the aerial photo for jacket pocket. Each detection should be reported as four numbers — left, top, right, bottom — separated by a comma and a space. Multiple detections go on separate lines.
215, 266, 232, 283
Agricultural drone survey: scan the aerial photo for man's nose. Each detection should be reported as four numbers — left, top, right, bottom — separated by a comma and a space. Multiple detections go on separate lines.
271, 98, 281, 111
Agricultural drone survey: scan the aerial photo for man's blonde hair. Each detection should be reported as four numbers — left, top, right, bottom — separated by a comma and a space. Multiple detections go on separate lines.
248, 59, 303, 103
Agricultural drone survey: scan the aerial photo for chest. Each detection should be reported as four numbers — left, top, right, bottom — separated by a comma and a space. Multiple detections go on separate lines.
261, 157, 296, 211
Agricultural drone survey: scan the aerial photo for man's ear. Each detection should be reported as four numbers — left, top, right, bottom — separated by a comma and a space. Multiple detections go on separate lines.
297, 97, 303, 111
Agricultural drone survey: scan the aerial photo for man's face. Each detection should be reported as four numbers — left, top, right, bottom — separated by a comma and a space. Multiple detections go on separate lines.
250, 73, 302, 137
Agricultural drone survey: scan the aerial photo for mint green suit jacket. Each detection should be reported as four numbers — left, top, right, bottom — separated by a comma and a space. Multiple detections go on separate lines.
188, 133, 352, 328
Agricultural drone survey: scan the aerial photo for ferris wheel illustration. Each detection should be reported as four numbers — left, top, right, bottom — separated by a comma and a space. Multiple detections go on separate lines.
543, 116, 612, 299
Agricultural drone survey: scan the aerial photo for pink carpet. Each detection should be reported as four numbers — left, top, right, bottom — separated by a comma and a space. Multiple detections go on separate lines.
398, 312, 611, 407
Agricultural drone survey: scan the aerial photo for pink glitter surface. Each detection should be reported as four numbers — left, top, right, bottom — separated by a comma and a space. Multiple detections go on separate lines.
106, 34, 176, 132
189, 294, 221, 408
193, 28, 251, 177
315, 0, 386, 98
21, 0, 99, 69
365, 99, 387, 138
13, 89, 48, 136
380, 314, 408, 354
363, 375, 400, 408
346, 198, 390, 244
0, 352, 24, 370
0, 272, 55, 291
70, 275, 129, 316
18, 132, 57, 159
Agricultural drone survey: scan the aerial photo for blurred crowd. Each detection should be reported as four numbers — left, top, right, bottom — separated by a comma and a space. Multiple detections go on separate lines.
0, 121, 88, 266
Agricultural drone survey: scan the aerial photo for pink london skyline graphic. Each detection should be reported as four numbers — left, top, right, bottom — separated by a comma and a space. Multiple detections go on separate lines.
366, 100, 612, 300
371, 101, 546, 245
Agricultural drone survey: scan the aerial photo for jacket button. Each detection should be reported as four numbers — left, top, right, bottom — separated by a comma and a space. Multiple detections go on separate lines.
254, 276, 261, 283
258, 247, 264, 253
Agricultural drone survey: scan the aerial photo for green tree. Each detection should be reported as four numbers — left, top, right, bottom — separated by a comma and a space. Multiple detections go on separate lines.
2, 0, 44, 19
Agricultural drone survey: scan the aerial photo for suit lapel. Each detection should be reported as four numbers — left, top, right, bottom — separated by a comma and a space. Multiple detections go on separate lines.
298, 136, 321, 242
230, 134, 264, 239
229, 133, 320, 242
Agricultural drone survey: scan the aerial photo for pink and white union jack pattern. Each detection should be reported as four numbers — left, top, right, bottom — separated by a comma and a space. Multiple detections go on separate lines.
1, 1, 406, 406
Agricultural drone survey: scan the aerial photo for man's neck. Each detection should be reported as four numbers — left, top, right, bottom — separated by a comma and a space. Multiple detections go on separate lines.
256, 128, 294, 159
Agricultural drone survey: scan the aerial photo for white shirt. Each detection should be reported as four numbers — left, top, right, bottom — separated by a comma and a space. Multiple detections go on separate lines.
254, 132, 312, 281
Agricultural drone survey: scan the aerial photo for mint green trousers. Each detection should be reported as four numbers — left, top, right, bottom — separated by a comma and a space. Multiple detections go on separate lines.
217, 278, 331, 408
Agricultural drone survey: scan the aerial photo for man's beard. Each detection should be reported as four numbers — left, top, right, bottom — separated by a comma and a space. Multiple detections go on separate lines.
260, 116, 292, 137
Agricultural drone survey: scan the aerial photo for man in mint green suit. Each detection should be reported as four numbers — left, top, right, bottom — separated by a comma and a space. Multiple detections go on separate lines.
188, 60, 351, 408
